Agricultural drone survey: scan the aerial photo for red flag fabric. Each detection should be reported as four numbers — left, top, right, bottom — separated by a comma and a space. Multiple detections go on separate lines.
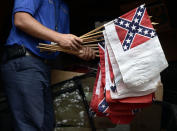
90, 65, 102, 115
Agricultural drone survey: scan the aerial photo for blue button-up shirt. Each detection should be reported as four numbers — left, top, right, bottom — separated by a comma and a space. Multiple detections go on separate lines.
6, 0, 70, 59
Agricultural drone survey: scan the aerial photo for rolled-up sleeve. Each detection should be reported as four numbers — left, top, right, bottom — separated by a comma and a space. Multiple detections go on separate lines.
13, 0, 42, 16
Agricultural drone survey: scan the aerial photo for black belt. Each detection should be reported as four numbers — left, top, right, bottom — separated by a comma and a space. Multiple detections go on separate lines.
4, 44, 47, 63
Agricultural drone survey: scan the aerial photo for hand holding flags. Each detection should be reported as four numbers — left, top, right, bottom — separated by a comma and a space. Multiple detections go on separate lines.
36, 4, 168, 124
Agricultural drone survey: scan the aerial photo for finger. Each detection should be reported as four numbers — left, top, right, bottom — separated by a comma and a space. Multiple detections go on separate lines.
75, 37, 83, 43
88, 47, 93, 60
70, 43, 79, 50
91, 49, 96, 59
87, 47, 95, 60
86, 47, 91, 60
79, 49, 84, 54
83, 47, 87, 60
72, 39, 82, 49
71, 35, 82, 45
78, 48, 86, 60
82, 47, 89, 60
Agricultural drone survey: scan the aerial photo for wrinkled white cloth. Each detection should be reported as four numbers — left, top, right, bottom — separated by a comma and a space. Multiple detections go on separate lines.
103, 30, 160, 99
105, 21, 168, 89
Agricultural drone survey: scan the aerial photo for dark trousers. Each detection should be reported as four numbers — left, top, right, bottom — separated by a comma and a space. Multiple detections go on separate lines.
0, 56, 54, 131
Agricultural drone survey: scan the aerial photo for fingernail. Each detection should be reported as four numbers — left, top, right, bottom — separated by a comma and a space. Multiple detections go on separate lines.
79, 50, 83, 53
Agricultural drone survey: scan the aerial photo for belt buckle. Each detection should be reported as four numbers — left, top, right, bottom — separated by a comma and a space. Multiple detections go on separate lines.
25, 50, 31, 56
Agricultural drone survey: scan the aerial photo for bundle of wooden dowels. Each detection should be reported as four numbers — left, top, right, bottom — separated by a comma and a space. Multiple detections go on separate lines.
37, 24, 105, 57
37, 18, 159, 57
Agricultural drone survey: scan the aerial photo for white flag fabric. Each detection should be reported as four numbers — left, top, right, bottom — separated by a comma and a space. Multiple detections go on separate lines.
104, 30, 161, 99
104, 5, 168, 89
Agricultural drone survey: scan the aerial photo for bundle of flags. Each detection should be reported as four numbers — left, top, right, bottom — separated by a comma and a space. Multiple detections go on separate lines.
90, 4, 168, 124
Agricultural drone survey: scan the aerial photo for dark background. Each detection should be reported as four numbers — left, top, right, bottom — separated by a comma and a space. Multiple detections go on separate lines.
0, 0, 177, 130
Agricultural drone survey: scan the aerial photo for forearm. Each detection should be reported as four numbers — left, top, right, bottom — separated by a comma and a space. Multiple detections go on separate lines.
14, 12, 95, 60
14, 12, 60, 43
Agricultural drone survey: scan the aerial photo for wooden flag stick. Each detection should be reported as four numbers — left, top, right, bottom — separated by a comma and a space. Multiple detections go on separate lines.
37, 45, 58, 51
40, 48, 55, 52
39, 43, 55, 46
83, 39, 98, 42
38, 46, 100, 57
38, 46, 79, 55
82, 34, 104, 41
80, 25, 104, 38
37, 46, 57, 52
38, 44, 77, 53
96, 54, 99, 57
38, 43, 99, 54
80, 31, 103, 39
39, 44, 78, 54
90, 47, 99, 49
152, 22, 159, 25
82, 39, 104, 45
94, 50, 99, 53
39, 43, 99, 51
84, 44, 98, 47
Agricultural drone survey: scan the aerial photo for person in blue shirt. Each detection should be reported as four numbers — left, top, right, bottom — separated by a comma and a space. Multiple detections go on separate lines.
0, 0, 96, 131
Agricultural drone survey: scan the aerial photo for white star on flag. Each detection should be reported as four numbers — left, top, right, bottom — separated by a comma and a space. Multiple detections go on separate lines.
124, 45, 128, 50
144, 29, 148, 35
140, 4, 145, 8
137, 11, 142, 16
134, 18, 139, 23
126, 39, 131, 44
138, 28, 143, 33
114, 19, 118, 23
102, 104, 106, 108
119, 20, 124, 25
150, 31, 155, 37
131, 25, 136, 30
125, 22, 130, 27
129, 32, 133, 37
